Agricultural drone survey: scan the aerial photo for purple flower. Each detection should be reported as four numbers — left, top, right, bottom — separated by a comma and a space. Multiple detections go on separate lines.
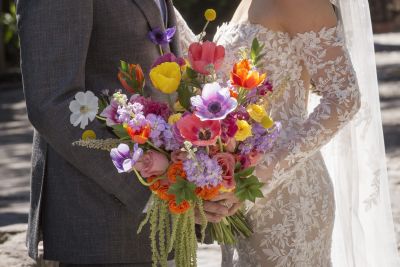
238, 122, 282, 154
147, 114, 167, 147
151, 52, 185, 68
148, 27, 176, 46
100, 100, 120, 126
110, 143, 143, 173
183, 152, 223, 188
130, 95, 171, 121
257, 79, 273, 95
191, 82, 237, 121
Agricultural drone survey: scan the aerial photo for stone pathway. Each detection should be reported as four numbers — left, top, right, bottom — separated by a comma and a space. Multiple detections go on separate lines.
0, 33, 399, 266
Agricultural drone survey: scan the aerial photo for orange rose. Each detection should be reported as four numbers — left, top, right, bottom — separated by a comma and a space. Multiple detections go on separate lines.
147, 176, 161, 192
156, 185, 175, 201
169, 199, 191, 214
167, 162, 186, 183
230, 59, 266, 90
195, 185, 222, 200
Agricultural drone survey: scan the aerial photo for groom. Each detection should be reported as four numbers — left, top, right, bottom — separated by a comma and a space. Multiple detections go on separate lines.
17, 0, 238, 266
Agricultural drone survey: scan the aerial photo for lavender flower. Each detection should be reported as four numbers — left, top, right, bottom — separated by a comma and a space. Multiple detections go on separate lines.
110, 143, 143, 173
191, 82, 237, 121
238, 122, 282, 154
148, 27, 176, 46
183, 152, 223, 188
147, 114, 167, 147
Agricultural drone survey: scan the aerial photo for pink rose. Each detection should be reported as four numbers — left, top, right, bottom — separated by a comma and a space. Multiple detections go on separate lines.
213, 153, 236, 190
241, 151, 263, 169
188, 41, 225, 75
134, 150, 169, 178
171, 150, 188, 163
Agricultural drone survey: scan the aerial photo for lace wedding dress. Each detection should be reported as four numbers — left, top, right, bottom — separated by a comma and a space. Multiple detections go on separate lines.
175, 1, 400, 265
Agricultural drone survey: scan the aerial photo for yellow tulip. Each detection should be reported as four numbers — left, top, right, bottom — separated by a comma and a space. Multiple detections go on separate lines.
150, 62, 182, 94
261, 116, 274, 129
247, 104, 267, 123
235, 120, 252, 141
168, 113, 182, 125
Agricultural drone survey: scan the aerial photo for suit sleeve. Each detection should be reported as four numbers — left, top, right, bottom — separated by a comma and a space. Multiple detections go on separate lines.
16, 0, 151, 217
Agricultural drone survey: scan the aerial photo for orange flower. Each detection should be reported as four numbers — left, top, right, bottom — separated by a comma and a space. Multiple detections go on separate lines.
169, 199, 191, 214
118, 62, 145, 94
230, 59, 266, 90
195, 185, 222, 200
156, 185, 175, 201
229, 89, 238, 99
126, 124, 151, 144
167, 162, 186, 183
147, 176, 161, 192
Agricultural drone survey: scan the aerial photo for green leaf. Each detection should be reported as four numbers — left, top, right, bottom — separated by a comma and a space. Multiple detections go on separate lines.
120, 60, 128, 72
168, 177, 197, 205
186, 67, 198, 80
234, 175, 264, 203
234, 166, 255, 179
177, 82, 194, 111
111, 124, 129, 139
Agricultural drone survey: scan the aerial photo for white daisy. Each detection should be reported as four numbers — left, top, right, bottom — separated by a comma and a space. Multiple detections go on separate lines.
69, 91, 99, 129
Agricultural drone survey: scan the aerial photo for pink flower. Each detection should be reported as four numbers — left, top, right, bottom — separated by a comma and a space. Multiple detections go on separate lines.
171, 150, 188, 163
134, 150, 169, 178
213, 153, 236, 190
188, 41, 225, 75
176, 114, 221, 146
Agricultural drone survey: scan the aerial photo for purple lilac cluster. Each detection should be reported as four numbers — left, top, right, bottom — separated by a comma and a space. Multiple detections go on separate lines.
238, 122, 282, 154
117, 102, 147, 131
130, 95, 171, 121
146, 114, 181, 151
183, 152, 223, 188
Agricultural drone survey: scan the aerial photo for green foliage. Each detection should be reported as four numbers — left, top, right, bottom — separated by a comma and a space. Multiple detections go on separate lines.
234, 167, 265, 203
177, 82, 194, 111
251, 38, 266, 68
168, 177, 197, 205
111, 124, 130, 139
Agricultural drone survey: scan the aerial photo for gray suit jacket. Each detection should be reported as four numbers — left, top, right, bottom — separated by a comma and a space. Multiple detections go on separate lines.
16, 0, 182, 264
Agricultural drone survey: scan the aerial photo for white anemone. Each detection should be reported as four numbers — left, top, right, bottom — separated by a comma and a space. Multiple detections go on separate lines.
69, 91, 99, 129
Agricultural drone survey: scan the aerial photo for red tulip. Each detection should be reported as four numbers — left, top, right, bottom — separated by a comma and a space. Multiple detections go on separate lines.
188, 41, 225, 75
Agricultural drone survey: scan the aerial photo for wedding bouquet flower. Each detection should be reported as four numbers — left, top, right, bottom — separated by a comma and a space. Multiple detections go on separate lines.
69, 9, 281, 267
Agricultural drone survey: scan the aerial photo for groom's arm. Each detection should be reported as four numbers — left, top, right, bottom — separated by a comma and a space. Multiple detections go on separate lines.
16, 0, 150, 219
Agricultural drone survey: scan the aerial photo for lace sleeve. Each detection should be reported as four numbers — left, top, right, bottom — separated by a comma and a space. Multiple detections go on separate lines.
174, 7, 197, 53
259, 25, 361, 180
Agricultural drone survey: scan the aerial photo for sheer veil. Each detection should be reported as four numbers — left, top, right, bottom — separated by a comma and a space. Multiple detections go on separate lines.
314, 0, 400, 266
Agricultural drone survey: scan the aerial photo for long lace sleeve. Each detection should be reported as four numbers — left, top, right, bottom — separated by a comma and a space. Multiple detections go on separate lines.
174, 7, 197, 53
260, 25, 361, 180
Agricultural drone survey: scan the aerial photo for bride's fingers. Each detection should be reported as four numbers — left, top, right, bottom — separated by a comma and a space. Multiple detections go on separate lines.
227, 203, 242, 217
203, 200, 229, 216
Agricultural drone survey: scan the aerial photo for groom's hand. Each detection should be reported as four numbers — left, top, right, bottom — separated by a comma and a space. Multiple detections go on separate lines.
195, 192, 242, 224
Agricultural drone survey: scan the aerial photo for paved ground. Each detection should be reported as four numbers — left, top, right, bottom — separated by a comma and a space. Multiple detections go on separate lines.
0, 33, 399, 266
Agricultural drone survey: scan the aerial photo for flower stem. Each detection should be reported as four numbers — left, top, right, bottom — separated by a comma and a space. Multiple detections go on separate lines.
96, 115, 106, 121
218, 137, 224, 152
206, 145, 210, 155
146, 141, 171, 159
199, 21, 210, 42
158, 45, 164, 55
133, 167, 154, 187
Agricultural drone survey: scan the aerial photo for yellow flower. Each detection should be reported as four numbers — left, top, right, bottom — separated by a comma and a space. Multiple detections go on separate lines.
235, 120, 252, 141
82, 130, 96, 140
204, 9, 217, 22
261, 115, 274, 129
247, 104, 267, 123
150, 62, 182, 94
168, 113, 182, 125
174, 101, 186, 112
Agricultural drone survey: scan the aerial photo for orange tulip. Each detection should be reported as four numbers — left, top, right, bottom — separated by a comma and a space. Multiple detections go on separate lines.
118, 61, 145, 94
230, 59, 266, 90
126, 124, 151, 144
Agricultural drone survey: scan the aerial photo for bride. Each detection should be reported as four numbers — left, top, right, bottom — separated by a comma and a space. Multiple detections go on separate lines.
176, 0, 400, 266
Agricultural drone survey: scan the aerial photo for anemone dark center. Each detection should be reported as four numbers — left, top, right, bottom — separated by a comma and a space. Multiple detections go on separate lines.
198, 129, 212, 140
155, 32, 165, 41
207, 101, 222, 114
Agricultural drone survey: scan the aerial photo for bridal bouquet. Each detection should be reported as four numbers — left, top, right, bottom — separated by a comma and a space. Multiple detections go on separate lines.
69, 9, 280, 267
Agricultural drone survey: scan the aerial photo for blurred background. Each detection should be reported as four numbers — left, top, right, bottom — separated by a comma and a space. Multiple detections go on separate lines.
0, 0, 399, 266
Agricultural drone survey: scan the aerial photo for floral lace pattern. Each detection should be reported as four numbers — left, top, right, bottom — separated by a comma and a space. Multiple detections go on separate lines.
213, 21, 360, 267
